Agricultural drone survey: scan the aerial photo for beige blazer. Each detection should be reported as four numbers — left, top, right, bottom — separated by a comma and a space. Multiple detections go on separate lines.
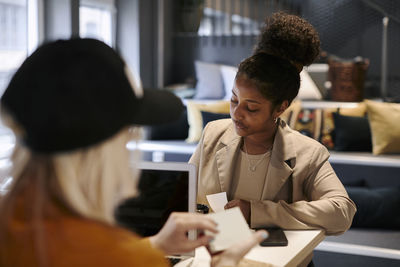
190, 119, 356, 235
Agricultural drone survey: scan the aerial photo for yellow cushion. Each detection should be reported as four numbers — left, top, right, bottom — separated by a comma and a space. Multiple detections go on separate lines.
365, 100, 400, 155
186, 100, 230, 143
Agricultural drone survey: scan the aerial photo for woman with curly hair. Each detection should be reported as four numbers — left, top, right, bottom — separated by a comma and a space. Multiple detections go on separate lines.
190, 12, 356, 267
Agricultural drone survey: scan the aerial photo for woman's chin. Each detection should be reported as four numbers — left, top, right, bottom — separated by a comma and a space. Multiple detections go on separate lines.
233, 126, 247, 136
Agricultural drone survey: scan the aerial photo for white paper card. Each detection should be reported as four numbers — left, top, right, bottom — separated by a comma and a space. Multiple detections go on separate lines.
206, 207, 253, 253
206, 192, 228, 212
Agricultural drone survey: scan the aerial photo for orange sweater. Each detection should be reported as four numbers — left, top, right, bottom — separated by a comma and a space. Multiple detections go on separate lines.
0, 193, 169, 267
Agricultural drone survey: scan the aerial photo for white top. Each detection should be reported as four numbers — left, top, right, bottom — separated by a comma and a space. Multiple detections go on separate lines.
232, 150, 271, 201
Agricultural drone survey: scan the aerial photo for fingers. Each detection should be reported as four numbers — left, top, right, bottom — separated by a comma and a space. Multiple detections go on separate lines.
253, 230, 269, 245
170, 212, 218, 234
230, 230, 269, 258
180, 235, 214, 253
210, 231, 269, 267
224, 199, 239, 209
150, 212, 219, 255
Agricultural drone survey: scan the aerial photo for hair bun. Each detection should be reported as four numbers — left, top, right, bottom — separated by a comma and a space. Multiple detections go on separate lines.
254, 12, 320, 67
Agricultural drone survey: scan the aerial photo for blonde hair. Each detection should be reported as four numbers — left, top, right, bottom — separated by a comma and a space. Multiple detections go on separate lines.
52, 127, 142, 223
0, 107, 143, 267
1, 106, 142, 224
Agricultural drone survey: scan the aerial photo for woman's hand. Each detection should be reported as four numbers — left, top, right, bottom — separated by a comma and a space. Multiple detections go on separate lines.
225, 199, 251, 223
149, 212, 218, 255
210, 230, 268, 267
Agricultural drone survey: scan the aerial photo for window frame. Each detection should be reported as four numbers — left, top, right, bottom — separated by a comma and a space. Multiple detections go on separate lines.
79, 0, 116, 47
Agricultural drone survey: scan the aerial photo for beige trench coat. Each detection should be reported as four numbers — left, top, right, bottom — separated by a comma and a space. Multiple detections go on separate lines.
190, 119, 356, 235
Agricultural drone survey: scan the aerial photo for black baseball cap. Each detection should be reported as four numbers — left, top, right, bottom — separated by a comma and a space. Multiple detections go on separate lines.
0, 38, 184, 153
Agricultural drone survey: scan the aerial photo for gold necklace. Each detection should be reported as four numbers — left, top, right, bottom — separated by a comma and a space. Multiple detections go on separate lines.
243, 140, 271, 172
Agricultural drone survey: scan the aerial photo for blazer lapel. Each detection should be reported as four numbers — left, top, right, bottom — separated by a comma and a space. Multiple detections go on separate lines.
262, 120, 296, 200
215, 124, 241, 196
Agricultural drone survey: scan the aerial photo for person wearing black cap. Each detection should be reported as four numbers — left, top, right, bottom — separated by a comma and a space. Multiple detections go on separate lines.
0, 38, 267, 267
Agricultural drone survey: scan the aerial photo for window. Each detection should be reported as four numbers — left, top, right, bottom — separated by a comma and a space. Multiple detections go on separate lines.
198, 6, 260, 36
0, 0, 27, 95
79, 0, 115, 47
195, 0, 301, 36
197, 0, 261, 36
0, 0, 40, 96
0, 0, 40, 192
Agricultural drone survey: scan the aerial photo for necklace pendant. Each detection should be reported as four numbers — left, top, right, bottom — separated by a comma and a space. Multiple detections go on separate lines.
250, 166, 256, 172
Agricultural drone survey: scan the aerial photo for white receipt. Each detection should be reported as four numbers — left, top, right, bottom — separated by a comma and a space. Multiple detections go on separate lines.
206, 192, 228, 212
206, 207, 253, 253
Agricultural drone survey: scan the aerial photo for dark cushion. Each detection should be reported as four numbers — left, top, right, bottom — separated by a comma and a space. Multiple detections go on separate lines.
346, 186, 400, 229
332, 112, 372, 151
201, 111, 230, 128
147, 108, 189, 140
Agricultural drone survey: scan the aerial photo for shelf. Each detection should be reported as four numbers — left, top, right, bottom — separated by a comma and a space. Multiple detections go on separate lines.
130, 140, 400, 168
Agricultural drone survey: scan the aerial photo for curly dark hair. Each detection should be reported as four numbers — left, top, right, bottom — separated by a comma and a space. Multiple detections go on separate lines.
237, 53, 300, 108
254, 12, 320, 67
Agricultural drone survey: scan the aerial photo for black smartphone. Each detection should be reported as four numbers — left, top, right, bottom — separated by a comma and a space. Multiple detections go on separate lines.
254, 227, 288, 247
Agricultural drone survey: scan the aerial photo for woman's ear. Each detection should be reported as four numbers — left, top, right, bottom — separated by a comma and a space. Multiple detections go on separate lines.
275, 100, 289, 117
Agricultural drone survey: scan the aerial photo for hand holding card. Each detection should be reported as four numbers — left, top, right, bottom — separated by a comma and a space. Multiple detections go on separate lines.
205, 207, 254, 253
